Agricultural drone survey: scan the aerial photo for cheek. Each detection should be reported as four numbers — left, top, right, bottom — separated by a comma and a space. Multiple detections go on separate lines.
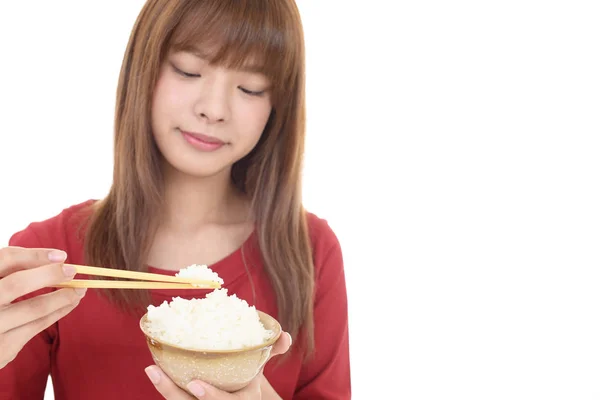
238, 102, 272, 142
152, 78, 188, 130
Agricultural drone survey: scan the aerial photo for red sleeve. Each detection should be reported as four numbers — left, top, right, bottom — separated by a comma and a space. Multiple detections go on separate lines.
0, 226, 56, 400
294, 219, 351, 399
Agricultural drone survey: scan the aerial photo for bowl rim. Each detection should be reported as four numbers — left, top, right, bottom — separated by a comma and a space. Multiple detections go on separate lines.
139, 310, 282, 354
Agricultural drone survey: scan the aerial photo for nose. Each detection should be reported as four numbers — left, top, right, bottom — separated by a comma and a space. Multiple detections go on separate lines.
194, 77, 230, 124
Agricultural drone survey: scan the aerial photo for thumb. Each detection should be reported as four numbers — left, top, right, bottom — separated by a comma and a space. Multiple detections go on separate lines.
187, 377, 261, 398
270, 332, 292, 358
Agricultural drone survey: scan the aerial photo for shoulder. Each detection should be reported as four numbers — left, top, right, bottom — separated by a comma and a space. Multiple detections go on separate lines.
304, 210, 344, 275
9, 199, 97, 256
305, 211, 340, 251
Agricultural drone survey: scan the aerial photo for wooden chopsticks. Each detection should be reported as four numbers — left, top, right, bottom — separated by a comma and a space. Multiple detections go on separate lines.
52, 264, 221, 290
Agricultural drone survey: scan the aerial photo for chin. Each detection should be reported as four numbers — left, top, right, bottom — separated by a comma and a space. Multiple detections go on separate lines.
158, 141, 250, 181
167, 159, 233, 180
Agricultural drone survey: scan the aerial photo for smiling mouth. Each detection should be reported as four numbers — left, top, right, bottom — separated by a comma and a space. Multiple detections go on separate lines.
179, 129, 226, 152
179, 130, 225, 144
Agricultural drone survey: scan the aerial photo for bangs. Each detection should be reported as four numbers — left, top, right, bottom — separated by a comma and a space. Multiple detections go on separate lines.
168, 0, 296, 93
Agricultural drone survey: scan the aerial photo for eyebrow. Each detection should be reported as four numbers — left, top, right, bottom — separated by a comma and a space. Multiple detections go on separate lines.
187, 48, 264, 74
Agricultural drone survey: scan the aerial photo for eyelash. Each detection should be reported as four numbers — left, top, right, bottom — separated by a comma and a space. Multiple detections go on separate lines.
238, 87, 265, 97
173, 65, 265, 97
174, 66, 201, 78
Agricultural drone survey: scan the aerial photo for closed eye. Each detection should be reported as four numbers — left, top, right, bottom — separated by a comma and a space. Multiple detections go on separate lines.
238, 86, 265, 97
172, 64, 201, 78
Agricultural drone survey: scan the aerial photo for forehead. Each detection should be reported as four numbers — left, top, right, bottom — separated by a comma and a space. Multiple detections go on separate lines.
172, 46, 265, 75
163, 0, 293, 91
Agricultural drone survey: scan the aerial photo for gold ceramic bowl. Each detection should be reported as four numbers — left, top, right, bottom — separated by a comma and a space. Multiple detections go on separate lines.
139, 311, 282, 393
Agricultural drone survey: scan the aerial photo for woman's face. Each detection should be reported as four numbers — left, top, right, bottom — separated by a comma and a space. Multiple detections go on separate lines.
151, 49, 272, 179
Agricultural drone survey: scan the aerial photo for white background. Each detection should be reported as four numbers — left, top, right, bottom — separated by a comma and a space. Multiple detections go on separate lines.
1, 1, 599, 399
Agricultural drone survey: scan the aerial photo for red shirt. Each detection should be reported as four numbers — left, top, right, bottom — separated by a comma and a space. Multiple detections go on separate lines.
0, 201, 350, 400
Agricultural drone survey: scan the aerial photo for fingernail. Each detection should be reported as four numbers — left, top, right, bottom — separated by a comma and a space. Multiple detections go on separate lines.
62, 264, 76, 277
74, 288, 87, 297
187, 382, 205, 397
145, 367, 161, 385
50, 250, 67, 263
287, 332, 293, 345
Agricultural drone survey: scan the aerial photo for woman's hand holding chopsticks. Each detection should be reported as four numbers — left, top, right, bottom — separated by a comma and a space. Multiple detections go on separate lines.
0, 246, 86, 369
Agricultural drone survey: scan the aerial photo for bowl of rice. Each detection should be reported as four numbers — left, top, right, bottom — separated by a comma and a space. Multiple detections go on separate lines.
139, 265, 281, 393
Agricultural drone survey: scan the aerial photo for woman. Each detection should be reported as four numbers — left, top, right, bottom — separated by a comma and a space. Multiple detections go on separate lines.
0, 1, 350, 399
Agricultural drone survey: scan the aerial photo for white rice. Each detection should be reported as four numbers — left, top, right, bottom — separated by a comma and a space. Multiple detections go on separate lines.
175, 264, 224, 286
145, 288, 274, 350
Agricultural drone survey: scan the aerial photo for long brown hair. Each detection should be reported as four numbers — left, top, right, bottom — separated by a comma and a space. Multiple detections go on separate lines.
84, 0, 314, 354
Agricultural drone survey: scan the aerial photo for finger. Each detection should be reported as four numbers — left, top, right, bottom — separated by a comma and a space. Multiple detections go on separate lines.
0, 247, 67, 276
145, 366, 196, 400
5, 300, 82, 351
0, 288, 86, 332
0, 263, 77, 305
251, 332, 292, 382
187, 375, 262, 398
270, 332, 292, 359
258, 332, 292, 376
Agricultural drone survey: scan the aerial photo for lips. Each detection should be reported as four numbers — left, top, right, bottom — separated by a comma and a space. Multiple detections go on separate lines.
179, 129, 226, 152
179, 130, 225, 145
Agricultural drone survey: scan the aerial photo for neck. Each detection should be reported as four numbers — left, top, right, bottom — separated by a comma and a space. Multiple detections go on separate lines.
160, 164, 249, 232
